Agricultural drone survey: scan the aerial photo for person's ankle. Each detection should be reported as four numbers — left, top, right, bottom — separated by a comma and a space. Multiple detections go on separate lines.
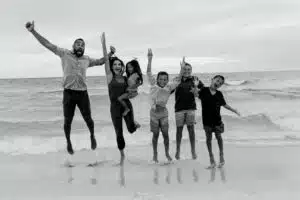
220, 155, 225, 162
209, 155, 215, 163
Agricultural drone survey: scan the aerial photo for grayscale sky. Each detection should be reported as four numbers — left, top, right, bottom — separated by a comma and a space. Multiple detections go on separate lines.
1, 0, 300, 78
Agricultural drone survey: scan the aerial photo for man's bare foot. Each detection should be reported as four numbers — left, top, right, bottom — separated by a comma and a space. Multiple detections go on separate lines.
135, 121, 141, 129
206, 156, 216, 169
153, 155, 159, 163
122, 108, 130, 117
192, 152, 197, 160
166, 154, 172, 162
175, 152, 180, 160
218, 156, 225, 168
91, 136, 97, 150
206, 162, 216, 169
67, 142, 74, 155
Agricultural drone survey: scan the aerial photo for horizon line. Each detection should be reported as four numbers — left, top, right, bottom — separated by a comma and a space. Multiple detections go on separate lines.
1, 68, 300, 80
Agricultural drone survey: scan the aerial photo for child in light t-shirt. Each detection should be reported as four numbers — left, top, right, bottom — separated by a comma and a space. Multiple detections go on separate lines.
146, 48, 184, 163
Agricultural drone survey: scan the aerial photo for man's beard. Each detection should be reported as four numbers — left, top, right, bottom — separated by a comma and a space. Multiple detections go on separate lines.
74, 49, 84, 57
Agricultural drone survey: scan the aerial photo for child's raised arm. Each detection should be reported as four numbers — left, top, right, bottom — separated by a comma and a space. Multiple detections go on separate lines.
147, 48, 156, 86
166, 57, 186, 91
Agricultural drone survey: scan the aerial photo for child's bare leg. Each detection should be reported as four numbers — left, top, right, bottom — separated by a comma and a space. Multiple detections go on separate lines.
162, 130, 172, 162
152, 131, 159, 163
215, 133, 224, 166
187, 125, 197, 160
175, 126, 184, 160
205, 130, 216, 168
118, 94, 130, 116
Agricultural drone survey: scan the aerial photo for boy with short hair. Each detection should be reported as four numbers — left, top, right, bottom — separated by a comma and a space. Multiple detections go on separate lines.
195, 75, 240, 168
147, 48, 184, 163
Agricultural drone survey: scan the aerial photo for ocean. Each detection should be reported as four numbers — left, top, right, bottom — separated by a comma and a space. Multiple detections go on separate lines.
1, 70, 300, 155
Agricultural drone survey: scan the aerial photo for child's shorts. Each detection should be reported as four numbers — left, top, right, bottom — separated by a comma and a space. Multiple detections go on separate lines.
175, 110, 196, 127
204, 123, 224, 135
150, 107, 169, 133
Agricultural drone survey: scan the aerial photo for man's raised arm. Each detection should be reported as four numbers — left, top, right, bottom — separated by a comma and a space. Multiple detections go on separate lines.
26, 21, 63, 56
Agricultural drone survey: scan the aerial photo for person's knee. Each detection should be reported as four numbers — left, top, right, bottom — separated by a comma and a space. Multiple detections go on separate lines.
176, 126, 183, 134
117, 135, 125, 150
215, 133, 222, 141
64, 116, 73, 126
187, 125, 195, 133
206, 133, 213, 142
83, 114, 94, 125
162, 131, 169, 142
152, 131, 159, 140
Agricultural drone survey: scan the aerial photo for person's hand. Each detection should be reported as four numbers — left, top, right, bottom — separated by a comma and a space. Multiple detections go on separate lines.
179, 56, 186, 75
193, 76, 200, 86
235, 110, 241, 117
180, 56, 186, 68
25, 21, 34, 32
190, 87, 200, 97
109, 46, 116, 56
147, 48, 153, 60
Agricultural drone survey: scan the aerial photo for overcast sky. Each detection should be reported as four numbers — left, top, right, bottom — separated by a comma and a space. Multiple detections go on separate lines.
1, 0, 300, 78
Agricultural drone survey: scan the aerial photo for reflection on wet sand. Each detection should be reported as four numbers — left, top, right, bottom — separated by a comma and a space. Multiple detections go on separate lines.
64, 162, 226, 186
152, 165, 227, 185
208, 167, 226, 183
119, 165, 125, 187
66, 166, 74, 184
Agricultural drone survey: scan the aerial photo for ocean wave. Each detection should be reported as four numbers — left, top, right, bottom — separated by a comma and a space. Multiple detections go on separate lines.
36, 89, 64, 95
241, 88, 300, 99
224, 80, 252, 86
0, 118, 113, 126
0, 112, 299, 155
227, 113, 280, 127
0, 119, 113, 137
32, 88, 109, 99
195, 113, 285, 132
1, 132, 299, 155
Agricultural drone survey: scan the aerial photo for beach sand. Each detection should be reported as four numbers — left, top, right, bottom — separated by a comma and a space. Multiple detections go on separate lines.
1, 140, 299, 200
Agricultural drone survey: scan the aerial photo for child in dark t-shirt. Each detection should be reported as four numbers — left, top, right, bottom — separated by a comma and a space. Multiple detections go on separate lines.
195, 75, 241, 168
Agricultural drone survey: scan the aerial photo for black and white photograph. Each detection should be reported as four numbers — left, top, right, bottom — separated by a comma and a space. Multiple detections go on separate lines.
1, 0, 300, 199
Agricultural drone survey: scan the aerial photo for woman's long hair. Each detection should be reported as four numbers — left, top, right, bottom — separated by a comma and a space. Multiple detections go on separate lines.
125, 59, 143, 85
109, 57, 125, 76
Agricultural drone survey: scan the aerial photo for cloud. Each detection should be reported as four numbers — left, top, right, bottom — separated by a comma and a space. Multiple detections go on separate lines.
2, 0, 300, 78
